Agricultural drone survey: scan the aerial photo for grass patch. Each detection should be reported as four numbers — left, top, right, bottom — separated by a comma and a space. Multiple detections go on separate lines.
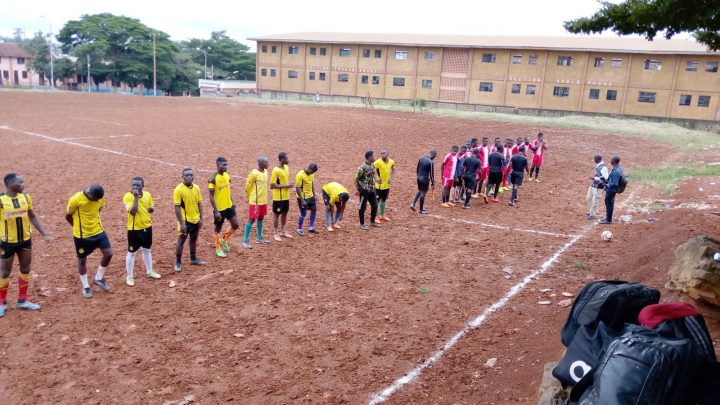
573, 260, 590, 270
627, 165, 720, 192
417, 286, 431, 294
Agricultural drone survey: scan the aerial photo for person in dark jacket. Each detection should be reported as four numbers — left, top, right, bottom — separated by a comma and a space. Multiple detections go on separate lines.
599, 156, 622, 224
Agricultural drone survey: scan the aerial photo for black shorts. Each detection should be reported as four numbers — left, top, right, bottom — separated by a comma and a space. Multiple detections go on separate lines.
488, 171, 503, 185
376, 188, 390, 200
297, 197, 317, 211
74, 232, 111, 258
463, 176, 477, 191
417, 177, 430, 192
0, 239, 32, 259
128, 227, 153, 252
322, 190, 332, 206
213, 206, 237, 226
510, 172, 524, 186
272, 200, 290, 214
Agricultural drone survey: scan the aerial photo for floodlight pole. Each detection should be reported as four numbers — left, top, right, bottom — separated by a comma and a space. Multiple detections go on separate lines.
197, 48, 207, 79
41, 16, 54, 89
153, 33, 157, 96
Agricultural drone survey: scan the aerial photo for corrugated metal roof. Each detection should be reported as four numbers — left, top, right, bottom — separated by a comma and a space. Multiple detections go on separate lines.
249, 32, 715, 55
0, 43, 33, 58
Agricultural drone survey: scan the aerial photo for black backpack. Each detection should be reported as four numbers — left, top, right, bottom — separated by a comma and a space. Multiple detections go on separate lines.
560, 280, 660, 347
553, 321, 619, 386
616, 173, 628, 194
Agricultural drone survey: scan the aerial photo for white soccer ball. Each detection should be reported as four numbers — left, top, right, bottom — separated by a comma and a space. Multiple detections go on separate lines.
601, 230, 613, 241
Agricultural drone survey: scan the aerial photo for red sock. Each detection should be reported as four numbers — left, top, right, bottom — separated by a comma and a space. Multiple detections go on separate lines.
18, 274, 30, 302
0, 277, 9, 304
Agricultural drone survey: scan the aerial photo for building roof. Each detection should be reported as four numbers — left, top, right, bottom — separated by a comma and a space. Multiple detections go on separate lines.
0, 43, 32, 58
249, 32, 715, 55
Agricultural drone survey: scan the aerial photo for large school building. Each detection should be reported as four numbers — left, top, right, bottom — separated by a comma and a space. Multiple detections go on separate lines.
250, 32, 720, 121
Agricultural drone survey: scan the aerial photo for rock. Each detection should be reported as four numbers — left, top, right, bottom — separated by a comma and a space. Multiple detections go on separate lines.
504, 274, 513, 280
502, 267, 513, 274
640, 208, 650, 214
169, 280, 176, 288
484, 358, 497, 367
233, 333, 245, 338
538, 301, 552, 305
540, 288, 552, 293
558, 299, 573, 307
666, 236, 720, 307
619, 215, 632, 223
561, 292, 574, 297
538, 361, 568, 405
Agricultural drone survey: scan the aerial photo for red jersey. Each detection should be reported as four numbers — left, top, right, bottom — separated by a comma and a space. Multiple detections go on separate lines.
532, 139, 547, 157
478, 146, 490, 168
441, 152, 457, 179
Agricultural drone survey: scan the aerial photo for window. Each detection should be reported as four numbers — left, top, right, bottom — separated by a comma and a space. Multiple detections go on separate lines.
643, 59, 662, 70
361, 75, 369, 84
395, 50, 408, 60
288, 70, 298, 79
679, 94, 692, 106
528, 54, 539, 65
374, 49, 382, 58
309, 47, 316, 55
606, 90, 618, 101
706, 62, 718, 73
309, 72, 315, 80
482, 53, 496, 63
393, 77, 405, 86
319, 72, 326, 81
424, 52, 435, 60
261, 45, 268, 53
271, 46, 277, 53
479, 82, 493, 92
17, 58, 25, 64
422, 79, 432, 89
338, 74, 349, 82
362, 49, 371, 58
320, 48, 327, 56
270, 69, 276, 77
685, 61, 698, 72
594, 57, 604, 67
611, 58, 623, 68
339, 48, 351, 57
553, 86, 570, 97
638, 91, 657, 103
288, 46, 299, 55
526, 85, 536, 95
21, 71, 27, 79
698, 95, 711, 107
512, 55, 522, 64
589, 89, 600, 99
557, 56, 574, 66
261, 68, 267, 77
372, 76, 380, 85
511, 83, 521, 94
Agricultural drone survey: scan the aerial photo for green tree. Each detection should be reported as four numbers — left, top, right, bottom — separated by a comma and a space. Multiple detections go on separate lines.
23, 32, 51, 79
565, 0, 720, 50
182, 31, 256, 80
54, 57, 76, 82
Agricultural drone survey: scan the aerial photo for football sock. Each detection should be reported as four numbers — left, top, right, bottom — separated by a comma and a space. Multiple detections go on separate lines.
535, 168, 540, 178
126, 251, 136, 277
175, 255, 182, 265
309, 213, 316, 229
412, 191, 421, 206
18, 274, 30, 302
80, 274, 90, 289
0, 277, 9, 303
141, 248, 153, 273
243, 222, 252, 242
213, 234, 222, 250
325, 212, 332, 227
95, 266, 106, 281
380, 201, 386, 216
222, 227, 235, 242
298, 209, 306, 229
465, 190, 472, 205
511, 188, 518, 202
257, 219, 264, 240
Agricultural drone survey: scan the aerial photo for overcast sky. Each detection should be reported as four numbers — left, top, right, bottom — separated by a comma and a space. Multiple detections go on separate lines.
0, 0, 691, 49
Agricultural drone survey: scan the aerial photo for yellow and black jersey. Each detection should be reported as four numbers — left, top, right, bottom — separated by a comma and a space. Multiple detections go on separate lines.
66, 191, 105, 239
208, 171, 233, 211
0, 192, 32, 244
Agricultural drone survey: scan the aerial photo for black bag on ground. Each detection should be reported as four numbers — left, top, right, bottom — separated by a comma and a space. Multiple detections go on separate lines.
553, 321, 619, 386
567, 325, 702, 405
560, 280, 660, 347
689, 360, 720, 405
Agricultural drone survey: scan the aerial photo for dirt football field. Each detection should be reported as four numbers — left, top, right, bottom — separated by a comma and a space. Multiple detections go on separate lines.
1, 92, 719, 404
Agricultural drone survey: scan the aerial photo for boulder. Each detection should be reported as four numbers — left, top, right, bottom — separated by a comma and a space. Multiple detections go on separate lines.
666, 236, 720, 307
538, 361, 567, 405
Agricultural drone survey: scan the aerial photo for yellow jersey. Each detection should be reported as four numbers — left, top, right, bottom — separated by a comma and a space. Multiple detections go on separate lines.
322, 182, 348, 204
0, 193, 32, 244
66, 191, 105, 239
208, 171, 233, 211
373, 158, 395, 190
173, 183, 202, 224
123, 191, 154, 231
270, 165, 290, 201
246, 169, 268, 205
295, 170, 315, 199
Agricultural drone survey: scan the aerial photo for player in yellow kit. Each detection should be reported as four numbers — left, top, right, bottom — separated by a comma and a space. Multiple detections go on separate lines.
208, 157, 239, 258
295, 163, 319, 236
322, 182, 350, 232
373, 148, 395, 221
0, 173, 50, 317
123, 177, 161, 286
66, 184, 113, 298
270, 152, 294, 241
242, 157, 270, 248
174, 168, 206, 272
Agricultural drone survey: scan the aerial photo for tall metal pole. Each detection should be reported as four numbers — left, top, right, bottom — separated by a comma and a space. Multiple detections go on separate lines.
41, 16, 54, 89
152, 33, 157, 96
197, 48, 207, 79
87, 55, 91, 92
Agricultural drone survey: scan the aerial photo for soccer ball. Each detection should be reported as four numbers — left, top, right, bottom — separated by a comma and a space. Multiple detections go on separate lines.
601, 230, 613, 241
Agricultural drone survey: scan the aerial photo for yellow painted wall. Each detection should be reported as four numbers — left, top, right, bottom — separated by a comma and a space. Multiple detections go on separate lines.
280, 68, 304, 92
668, 91, 719, 120
384, 74, 414, 99
507, 52, 545, 80
258, 66, 280, 90
257, 42, 281, 65
544, 51, 588, 83
622, 88, 672, 117
417, 48, 443, 76
471, 49, 509, 80
386, 46, 417, 75
304, 69, 330, 94
468, 80, 505, 105
674, 56, 720, 93
503, 82, 542, 109
357, 46, 387, 72
331, 45, 359, 69
415, 76, 440, 101
584, 53, 629, 86
330, 71, 356, 96
540, 83, 581, 111
580, 86, 624, 114
627, 55, 677, 90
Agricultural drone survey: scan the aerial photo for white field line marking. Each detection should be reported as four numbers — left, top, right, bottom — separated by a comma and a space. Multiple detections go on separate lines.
427, 213, 578, 239
69, 117, 129, 127
62, 134, 135, 141
368, 191, 636, 404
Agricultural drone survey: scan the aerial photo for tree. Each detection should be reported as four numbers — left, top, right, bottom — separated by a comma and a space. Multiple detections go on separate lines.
565, 0, 720, 50
182, 31, 256, 80
24, 32, 51, 79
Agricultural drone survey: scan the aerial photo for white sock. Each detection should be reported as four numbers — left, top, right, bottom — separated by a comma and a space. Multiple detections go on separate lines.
126, 252, 136, 277
80, 274, 90, 289
141, 248, 153, 273
95, 266, 106, 281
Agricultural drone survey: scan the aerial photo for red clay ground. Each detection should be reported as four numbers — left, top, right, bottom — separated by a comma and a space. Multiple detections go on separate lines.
0, 92, 718, 404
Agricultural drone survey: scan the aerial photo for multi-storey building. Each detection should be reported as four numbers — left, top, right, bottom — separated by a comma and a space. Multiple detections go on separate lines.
0, 43, 45, 87
250, 33, 719, 121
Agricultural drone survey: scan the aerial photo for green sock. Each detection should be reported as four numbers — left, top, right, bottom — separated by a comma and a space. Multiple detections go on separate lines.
243, 222, 252, 242
380, 201, 386, 216
257, 219, 264, 240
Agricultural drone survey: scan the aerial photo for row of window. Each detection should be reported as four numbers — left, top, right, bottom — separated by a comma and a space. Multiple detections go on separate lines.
0, 57, 26, 65
262, 68, 437, 88
1, 70, 29, 79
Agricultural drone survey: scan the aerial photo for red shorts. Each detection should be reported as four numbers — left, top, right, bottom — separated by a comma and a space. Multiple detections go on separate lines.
532, 154, 544, 167
502, 166, 511, 176
441, 177, 454, 188
481, 167, 489, 181
248, 204, 267, 219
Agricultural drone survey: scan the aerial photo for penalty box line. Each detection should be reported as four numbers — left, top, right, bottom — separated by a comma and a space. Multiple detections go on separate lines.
367, 191, 636, 404
426, 213, 579, 239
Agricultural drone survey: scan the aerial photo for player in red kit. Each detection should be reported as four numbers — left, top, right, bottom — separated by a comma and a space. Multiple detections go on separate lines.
440, 145, 459, 207
529, 132, 548, 182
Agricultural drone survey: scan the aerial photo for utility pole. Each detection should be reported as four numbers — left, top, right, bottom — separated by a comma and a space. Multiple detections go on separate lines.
87, 55, 91, 92
196, 48, 207, 79
152, 33, 157, 96
40, 16, 54, 89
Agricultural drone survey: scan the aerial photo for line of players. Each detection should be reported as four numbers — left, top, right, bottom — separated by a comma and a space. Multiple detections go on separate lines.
0, 150, 397, 312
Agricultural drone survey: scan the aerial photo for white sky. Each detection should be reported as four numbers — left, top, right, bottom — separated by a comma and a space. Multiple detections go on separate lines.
0, 0, 691, 50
